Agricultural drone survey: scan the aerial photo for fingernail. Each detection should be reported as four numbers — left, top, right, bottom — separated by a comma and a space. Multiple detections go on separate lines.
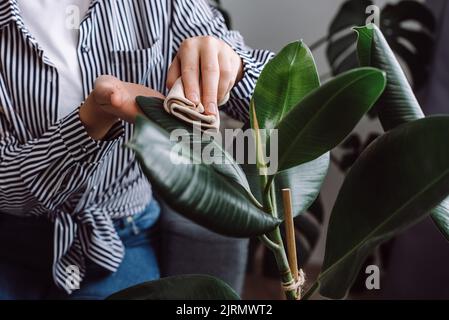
208, 103, 217, 115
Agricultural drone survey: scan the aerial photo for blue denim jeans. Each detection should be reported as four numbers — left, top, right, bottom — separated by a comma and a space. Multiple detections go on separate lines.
0, 200, 160, 300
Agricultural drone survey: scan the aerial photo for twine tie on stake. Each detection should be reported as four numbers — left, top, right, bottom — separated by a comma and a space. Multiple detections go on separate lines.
282, 269, 306, 299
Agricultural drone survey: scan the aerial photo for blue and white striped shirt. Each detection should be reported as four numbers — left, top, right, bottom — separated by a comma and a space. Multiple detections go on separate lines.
0, 0, 273, 293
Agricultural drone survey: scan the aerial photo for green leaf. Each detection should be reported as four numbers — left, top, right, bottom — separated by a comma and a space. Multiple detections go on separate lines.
251, 41, 320, 130
355, 24, 449, 242
275, 67, 386, 172
431, 198, 449, 242
107, 275, 240, 300
247, 41, 327, 207
136, 96, 261, 208
327, 1, 435, 89
355, 24, 424, 130
128, 115, 281, 237
243, 153, 330, 219
274, 155, 330, 218
319, 117, 449, 299
244, 155, 328, 275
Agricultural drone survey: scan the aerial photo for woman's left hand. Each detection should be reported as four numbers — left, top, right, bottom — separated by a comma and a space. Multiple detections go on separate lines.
166, 36, 244, 115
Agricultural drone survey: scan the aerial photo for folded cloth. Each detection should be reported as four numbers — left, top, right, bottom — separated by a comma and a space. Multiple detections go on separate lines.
164, 78, 229, 131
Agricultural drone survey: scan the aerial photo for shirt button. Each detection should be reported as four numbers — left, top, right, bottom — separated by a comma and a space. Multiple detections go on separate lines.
81, 146, 88, 153
92, 186, 97, 191
82, 45, 90, 53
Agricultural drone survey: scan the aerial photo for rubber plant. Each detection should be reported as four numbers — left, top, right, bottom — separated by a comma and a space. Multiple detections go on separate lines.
107, 25, 449, 300
313, 0, 436, 90
305, 23, 449, 299
311, 0, 438, 294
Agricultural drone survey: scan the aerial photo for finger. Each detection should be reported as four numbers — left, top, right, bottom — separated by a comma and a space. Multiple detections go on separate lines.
217, 54, 236, 103
180, 41, 201, 104
166, 55, 181, 90
93, 75, 121, 105
201, 41, 220, 115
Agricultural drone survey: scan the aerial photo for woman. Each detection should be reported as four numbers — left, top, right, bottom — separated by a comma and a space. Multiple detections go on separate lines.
0, 0, 273, 299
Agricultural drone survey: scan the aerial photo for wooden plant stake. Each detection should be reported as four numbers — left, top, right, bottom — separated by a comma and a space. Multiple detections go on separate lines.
282, 188, 304, 299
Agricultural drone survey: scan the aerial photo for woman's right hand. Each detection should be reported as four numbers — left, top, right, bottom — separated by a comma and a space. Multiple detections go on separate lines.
80, 75, 165, 140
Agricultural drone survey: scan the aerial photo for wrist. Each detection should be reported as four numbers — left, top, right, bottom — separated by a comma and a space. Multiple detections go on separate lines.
79, 95, 119, 140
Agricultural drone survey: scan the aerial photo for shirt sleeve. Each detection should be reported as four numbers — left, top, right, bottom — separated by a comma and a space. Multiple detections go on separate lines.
0, 105, 124, 214
170, 0, 275, 123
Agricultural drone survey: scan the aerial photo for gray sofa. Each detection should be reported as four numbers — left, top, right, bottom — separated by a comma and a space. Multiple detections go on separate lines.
158, 200, 249, 294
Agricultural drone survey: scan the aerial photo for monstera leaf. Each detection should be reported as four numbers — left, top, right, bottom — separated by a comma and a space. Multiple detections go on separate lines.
327, 0, 435, 90
380, 1, 435, 89
128, 115, 281, 237
326, 0, 373, 75
319, 116, 449, 299
107, 275, 240, 300
355, 24, 449, 243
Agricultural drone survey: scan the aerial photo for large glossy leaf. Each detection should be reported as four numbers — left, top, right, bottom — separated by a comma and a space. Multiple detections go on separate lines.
243, 153, 329, 219
327, 0, 435, 90
107, 275, 240, 300
251, 41, 320, 130
355, 24, 424, 130
319, 117, 449, 299
432, 198, 449, 242
136, 96, 261, 208
355, 24, 449, 242
247, 41, 329, 222
128, 115, 281, 237
275, 67, 386, 172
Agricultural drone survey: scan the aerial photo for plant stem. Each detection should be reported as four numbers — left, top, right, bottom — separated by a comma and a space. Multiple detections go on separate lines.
269, 180, 278, 218
259, 177, 298, 300
259, 235, 280, 251
260, 174, 273, 214
270, 227, 298, 300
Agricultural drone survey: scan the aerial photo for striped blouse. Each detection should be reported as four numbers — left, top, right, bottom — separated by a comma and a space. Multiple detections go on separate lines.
0, 0, 273, 293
